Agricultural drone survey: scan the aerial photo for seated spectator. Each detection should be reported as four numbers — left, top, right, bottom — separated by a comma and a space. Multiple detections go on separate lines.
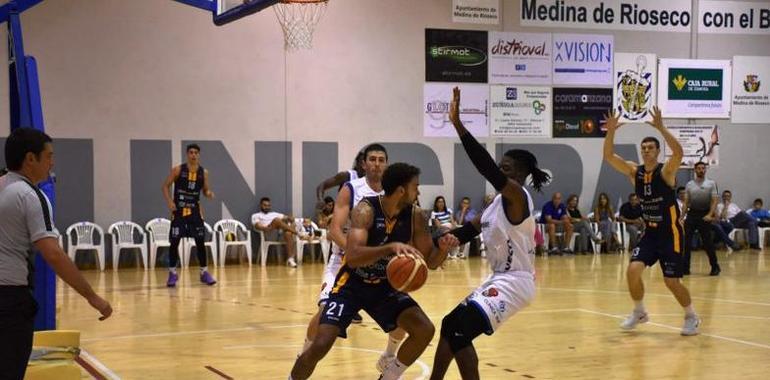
713, 190, 760, 250
566, 194, 601, 254
540, 192, 574, 255
619, 193, 645, 249
251, 197, 306, 267
454, 196, 478, 258
431, 196, 455, 229
454, 197, 477, 225
314, 196, 334, 229
432, 196, 461, 258
593, 192, 620, 253
749, 198, 770, 228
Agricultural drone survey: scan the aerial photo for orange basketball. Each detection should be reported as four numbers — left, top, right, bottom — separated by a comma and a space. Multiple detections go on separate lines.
387, 254, 428, 293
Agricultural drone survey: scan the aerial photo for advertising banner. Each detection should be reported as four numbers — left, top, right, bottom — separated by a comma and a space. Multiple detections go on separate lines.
552, 87, 613, 138
490, 85, 552, 137
424, 83, 489, 137
731, 56, 770, 124
613, 53, 657, 122
664, 125, 720, 167
426, 29, 488, 83
657, 59, 731, 118
552, 33, 613, 85
488, 31, 552, 85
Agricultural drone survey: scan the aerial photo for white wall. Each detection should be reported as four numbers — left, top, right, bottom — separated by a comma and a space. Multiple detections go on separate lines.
3, 0, 769, 225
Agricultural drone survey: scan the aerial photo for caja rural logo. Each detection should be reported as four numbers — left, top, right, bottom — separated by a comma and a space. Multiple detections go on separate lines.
430, 45, 487, 66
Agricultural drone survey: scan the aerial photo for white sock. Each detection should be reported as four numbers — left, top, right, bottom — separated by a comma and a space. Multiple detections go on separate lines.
634, 300, 645, 312
381, 359, 407, 380
384, 335, 401, 356
302, 338, 313, 353
169, 267, 177, 274
200, 266, 208, 273
684, 304, 696, 317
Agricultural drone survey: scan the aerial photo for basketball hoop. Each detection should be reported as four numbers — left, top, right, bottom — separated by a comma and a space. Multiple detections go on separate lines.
274, 0, 328, 51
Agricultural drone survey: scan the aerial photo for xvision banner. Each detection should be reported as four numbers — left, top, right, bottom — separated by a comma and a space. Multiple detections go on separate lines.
552, 33, 613, 86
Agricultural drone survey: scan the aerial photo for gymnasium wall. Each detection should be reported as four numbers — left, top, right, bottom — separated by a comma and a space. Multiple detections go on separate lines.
1, 0, 769, 230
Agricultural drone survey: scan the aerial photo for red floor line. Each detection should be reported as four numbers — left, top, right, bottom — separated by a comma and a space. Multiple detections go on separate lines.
205, 365, 234, 380
74, 355, 107, 380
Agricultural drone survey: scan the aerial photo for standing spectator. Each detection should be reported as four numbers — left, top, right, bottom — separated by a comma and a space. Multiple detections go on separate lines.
749, 198, 770, 228
619, 193, 645, 250
593, 192, 620, 252
540, 192, 574, 255
676, 187, 686, 221
714, 190, 760, 250
566, 194, 601, 254
683, 162, 720, 275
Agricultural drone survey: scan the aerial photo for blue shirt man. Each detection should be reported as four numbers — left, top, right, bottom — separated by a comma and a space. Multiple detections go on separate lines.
540, 192, 574, 254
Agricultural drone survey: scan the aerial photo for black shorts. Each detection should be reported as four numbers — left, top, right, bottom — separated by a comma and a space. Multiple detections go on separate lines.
171, 212, 205, 239
319, 270, 419, 338
630, 227, 685, 278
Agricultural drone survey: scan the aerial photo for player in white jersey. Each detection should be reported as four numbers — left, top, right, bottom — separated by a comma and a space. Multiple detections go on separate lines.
301, 144, 407, 371
314, 150, 365, 204
429, 88, 551, 380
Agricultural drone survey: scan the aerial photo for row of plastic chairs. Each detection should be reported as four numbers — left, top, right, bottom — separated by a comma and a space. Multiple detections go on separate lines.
65, 218, 331, 271
534, 211, 628, 255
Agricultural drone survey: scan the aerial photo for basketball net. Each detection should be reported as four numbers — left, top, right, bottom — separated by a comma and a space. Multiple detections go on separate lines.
274, 0, 328, 51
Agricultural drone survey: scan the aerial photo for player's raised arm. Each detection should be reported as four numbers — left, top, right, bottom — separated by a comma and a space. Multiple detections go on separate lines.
647, 106, 683, 186
602, 110, 638, 184
315, 170, 351, 201
449, 87, 532, 224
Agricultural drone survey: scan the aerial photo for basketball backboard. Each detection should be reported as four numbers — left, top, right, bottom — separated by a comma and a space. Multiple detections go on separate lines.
214, 0, 280, 25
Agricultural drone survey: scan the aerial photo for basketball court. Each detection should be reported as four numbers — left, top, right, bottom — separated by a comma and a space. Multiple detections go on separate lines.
57, 250, 770, 379
3, 0, 770, 379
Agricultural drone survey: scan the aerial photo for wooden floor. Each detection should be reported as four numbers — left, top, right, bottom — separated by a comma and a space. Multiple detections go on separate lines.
58, 249, 770, 379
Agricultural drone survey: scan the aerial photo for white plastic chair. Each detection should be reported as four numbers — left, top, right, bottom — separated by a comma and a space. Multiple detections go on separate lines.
295, 220, 330, 265
214, 219, 252, 266
759, 227, 769, 249
108, 221, 148, 271
728, 228, 749, 247
145, 218, 171, 269
537, 211, 577, 252
588, 212, 624, 253
65, 222, 105, 271
182, 222, 218, 268
256, 228, 288, 266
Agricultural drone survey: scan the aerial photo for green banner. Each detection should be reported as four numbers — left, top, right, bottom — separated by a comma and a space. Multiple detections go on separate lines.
668, 68, 723, 100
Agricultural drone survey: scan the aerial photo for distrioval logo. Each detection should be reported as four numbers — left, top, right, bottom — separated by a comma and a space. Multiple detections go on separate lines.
430, 45, 487, 67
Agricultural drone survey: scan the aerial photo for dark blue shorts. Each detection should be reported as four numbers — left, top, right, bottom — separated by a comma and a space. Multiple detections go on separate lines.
171, 213, 205, 239
630, 227, 685, 278
319, 269, 419, 338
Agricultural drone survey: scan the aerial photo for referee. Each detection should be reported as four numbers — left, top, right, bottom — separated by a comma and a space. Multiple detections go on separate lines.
1, 128, 112, 380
